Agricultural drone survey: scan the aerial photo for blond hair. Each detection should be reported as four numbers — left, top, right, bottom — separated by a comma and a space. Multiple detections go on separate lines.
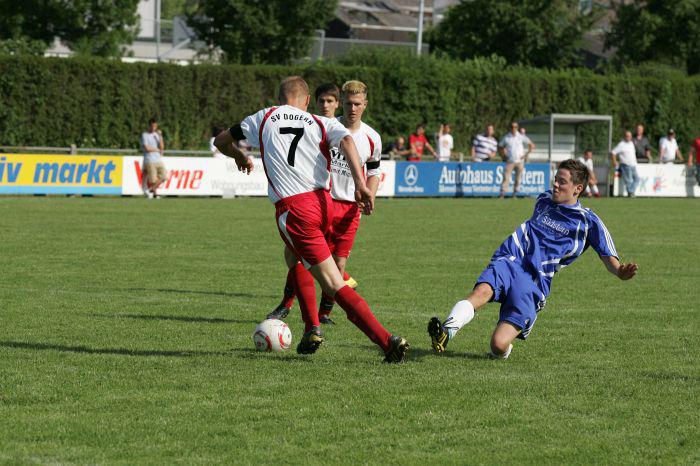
341, 80, 367, 98
278, 76, 309, 103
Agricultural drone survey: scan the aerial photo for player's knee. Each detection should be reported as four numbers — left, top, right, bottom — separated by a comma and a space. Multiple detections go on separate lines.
490, 333, 513, 356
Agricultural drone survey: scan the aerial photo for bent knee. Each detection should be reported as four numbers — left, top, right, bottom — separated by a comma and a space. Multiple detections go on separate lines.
490, 333, 515, 356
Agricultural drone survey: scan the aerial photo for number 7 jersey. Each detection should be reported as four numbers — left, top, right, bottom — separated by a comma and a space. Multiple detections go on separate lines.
240, 105, 351, 203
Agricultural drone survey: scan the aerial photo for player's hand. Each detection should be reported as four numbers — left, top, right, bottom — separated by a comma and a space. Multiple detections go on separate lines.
617, 263, 638, 280
355, 186, 374, 215
235, 155, 254, 174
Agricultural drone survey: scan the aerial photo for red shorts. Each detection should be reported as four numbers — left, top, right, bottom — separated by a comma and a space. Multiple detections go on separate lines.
326, 199, 361, 258
275, 190, 333, 268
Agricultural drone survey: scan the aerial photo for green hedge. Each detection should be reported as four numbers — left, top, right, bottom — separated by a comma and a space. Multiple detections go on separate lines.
1, 55, 699, 153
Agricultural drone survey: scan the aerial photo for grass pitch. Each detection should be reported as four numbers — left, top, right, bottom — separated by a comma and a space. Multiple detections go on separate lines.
0, 196, 698, 465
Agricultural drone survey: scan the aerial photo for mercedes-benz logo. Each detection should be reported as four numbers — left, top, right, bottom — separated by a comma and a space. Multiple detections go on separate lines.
404, 165, 418, 186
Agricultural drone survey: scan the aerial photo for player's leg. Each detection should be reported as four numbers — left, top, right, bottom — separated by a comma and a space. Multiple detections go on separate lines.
428, 283, 494, 352
319, 202, 360, 324
500, 162, 514, 198
267, 247, 297, 320
512, 162, 524, 197
309, 258, 409, 362
275, 201, 325, 354
489, 321, 519, 359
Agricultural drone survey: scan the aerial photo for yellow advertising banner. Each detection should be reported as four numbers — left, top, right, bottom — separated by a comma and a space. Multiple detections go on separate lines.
0, 154, 123, 194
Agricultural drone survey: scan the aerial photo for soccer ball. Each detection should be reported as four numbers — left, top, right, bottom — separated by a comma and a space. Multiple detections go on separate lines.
253, 319, 292, 352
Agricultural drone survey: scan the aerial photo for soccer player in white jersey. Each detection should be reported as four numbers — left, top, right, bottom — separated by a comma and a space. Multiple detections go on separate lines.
215, 76, 409, 363
315, 80, 383, 324
268, 83, 360, 323
428, 159, 637, 359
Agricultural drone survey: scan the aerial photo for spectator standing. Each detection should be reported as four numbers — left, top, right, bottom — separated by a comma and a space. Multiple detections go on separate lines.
140, 118, 166, 198
408, 124, 436, 161
388, 136, 411, 160
498, 121, 535, 198
576, 149, 600, 197
436, 124, 454, 162
688, 135, 700, 187
471, 124, 498, 162
610, 131, 639, 197
632, 124, 653, 163
659, 129, 684, 164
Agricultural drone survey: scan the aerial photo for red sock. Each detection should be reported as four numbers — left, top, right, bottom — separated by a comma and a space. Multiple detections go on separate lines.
334, 285, 391, 351
282, 268, 296, 309
291, 263, 319, 331
319, 292, 335, 317
342, 271, 350, 281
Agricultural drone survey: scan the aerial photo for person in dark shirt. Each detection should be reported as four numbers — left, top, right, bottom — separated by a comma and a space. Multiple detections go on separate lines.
633, 124, 653, 163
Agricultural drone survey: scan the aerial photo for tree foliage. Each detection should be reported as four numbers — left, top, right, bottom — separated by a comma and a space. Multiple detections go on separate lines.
187, 0, 336, 64
605, 0, 700, 75
429, 0, 594, 69
0, 0, 140, 57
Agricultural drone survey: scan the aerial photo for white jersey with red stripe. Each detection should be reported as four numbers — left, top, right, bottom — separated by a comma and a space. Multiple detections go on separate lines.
329, 118, 382, 202
240, 105, 351, 203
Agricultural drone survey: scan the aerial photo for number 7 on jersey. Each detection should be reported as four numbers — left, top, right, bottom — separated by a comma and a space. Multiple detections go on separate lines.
279, 127, 304, 167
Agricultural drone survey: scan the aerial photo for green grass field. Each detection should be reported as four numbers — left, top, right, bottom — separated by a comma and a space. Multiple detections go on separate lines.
0, 196, 698, 465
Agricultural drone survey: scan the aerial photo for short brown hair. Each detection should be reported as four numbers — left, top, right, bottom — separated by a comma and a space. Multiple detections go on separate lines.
278, 76, 309, 102
314, 83, 340, 102
558, 159, 590, 195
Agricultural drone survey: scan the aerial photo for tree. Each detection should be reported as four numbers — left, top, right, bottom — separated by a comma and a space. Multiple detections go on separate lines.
187, 0, 336, 64
429, 0, 595, 69
0, 0, 140, 58
605, 0, 700, 75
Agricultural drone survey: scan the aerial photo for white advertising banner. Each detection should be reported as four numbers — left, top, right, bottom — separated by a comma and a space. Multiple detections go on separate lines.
376, 160, 395, 197
614, 163, 700, 197
122, 156, 268, 197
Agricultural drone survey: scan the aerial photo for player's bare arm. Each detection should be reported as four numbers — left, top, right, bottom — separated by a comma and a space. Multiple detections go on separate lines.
600, 255, 638, 280
340, 135, 373, 214
367, 175, 380, 196
214, 127, 254, 174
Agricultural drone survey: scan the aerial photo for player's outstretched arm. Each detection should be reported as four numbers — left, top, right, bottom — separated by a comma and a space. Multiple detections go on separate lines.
214, 127, 254, 174
600, 255, 638, 280
340, 135, 374, 214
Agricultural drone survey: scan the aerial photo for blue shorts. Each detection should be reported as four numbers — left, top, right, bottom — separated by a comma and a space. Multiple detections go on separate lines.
475, 258, 546, 340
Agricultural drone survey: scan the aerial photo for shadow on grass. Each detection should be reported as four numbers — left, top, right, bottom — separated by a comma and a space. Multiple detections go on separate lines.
93, 313, 257, 325
409, 347, 490, 362
124, 287, 270, 299
228, 347, 313, 362
0, 340, 232, 358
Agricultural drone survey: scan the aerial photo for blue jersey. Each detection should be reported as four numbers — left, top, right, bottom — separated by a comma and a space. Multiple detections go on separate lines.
491, 190, 618, 297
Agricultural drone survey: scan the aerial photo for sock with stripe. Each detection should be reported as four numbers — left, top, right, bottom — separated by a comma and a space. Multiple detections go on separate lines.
443, 300, 475, 340
319, 292, 335, 317
291, 263, 319, 331
282, 267, 296, 309
334, 285, 391, 351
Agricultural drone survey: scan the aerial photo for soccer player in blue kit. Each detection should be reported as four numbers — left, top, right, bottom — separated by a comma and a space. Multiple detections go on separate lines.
428, 159, 638, 359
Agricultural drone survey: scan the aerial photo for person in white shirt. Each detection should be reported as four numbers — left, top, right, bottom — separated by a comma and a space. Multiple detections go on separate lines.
576, 149, 600, 197
610, 131, 639, 197
140, 118, 166, 198
498, 121, 535, 198
436, 123, 454, 162
658, 129, 684, 164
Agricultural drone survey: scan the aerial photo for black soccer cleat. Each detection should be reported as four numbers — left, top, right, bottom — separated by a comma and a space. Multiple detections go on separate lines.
428, 317, 449, 353
296, 326, 324, 354
266, 303, 291, 320
319, 314, 336, 325
384, 334, 410, 363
